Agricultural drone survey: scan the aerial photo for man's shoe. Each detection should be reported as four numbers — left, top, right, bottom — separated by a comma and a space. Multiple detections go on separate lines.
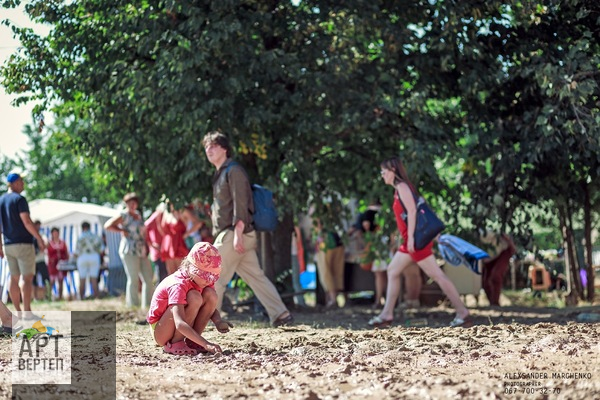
272, 313, 294, 327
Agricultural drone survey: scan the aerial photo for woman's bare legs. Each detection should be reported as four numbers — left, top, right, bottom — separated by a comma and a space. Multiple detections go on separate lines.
418, 255, 469, 320
377, 251, 414, 321
402, 263, 422, 306
372, 270, 387, 309
378, 252, 469, 322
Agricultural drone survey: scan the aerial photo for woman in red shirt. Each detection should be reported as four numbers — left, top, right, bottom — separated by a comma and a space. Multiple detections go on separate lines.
368, 157, 470, 328
46, 227, 69, 301
159, 204, 203, 276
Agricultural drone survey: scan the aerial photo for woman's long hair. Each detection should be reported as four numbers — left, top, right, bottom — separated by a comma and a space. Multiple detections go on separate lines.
380, 157, 419, 195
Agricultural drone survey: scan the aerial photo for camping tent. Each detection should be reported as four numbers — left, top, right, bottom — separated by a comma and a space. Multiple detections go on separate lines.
29, 198, 119, 248
1, 199, 126, 300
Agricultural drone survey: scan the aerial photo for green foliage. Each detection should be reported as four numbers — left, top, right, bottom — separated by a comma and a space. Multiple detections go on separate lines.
10, 117, 120, 205
0, 153, 17, 177
437, 0, 600, 240
1, 0, 598, 255
0, 0, 462, 213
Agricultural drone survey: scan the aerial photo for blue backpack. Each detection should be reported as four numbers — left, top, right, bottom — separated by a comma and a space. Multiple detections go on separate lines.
250, 184, 278, 232
225, 163, 278, 232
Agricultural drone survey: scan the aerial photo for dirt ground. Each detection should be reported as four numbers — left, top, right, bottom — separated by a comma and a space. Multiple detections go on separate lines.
1, 296, 600, 400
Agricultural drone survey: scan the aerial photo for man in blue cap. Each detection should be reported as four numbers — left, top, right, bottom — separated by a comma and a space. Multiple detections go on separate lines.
0, 173, 46, 319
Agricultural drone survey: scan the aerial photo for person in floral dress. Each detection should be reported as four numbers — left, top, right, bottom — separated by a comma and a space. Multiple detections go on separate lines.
104, 193, 153, 308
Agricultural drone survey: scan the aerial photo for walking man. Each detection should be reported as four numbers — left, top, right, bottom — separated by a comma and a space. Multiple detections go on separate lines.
202, 131, 293, 327
32, 220, 50, 300
0, 173, 46, 319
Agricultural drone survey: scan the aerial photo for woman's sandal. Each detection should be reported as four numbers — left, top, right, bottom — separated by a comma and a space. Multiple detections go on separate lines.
368, 316, 393, 328
184, 338, 209, 354
449, 315, 473, 328
163, 340, 199, 356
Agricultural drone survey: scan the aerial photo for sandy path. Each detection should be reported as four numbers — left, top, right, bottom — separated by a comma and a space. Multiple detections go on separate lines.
1, 299, 599, 399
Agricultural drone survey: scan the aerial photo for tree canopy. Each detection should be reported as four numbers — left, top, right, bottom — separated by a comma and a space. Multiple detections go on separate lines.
2, 1, 598, 261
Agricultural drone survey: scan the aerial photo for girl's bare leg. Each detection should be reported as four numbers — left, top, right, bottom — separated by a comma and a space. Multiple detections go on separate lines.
153, 290, 203, 346
193, 287, 217, 334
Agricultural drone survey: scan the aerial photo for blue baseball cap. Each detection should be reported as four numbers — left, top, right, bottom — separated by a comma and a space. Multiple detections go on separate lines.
7, 173, 22, 183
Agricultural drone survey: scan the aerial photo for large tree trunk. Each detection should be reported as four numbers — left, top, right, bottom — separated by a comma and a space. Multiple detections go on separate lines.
257, 212, 293, 287
273, 212, 294, 281
583, 181, 595, 303
559, 204, 579, 305
258, 232, 275, 282
565, 199, 584, 301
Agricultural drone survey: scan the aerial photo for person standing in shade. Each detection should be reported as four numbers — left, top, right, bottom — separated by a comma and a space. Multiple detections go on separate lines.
32, 220, 50, 301
480, 230, 516, 306
348, 199, 386, 309
104, 192, 154, 309
202, 131, 293, 327
0, 173, 46, 319
145, 204, 168, 283
75, 221, 104, 299
314, 219, 345, 308
291, 225, 307, 307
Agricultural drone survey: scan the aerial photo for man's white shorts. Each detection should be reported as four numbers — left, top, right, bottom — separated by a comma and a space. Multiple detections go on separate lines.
76, 253, 101, 279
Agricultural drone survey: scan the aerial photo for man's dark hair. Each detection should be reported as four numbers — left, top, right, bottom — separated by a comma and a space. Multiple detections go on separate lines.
81, 221, 91, 230
202, 131, 232, 158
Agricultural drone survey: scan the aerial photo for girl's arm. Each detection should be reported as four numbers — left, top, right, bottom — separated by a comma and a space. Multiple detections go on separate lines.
171, 304, 222, 354
396, 182, 417, 253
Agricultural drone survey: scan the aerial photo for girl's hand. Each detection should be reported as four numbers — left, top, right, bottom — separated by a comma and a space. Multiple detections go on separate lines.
204, 342, 223, 354
214, 319, 234, 333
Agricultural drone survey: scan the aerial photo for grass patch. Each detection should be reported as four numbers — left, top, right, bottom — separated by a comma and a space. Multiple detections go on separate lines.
503, 289, 566, 308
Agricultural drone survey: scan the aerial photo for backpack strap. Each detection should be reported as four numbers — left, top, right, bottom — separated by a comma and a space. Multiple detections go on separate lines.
222, 161, 249, 183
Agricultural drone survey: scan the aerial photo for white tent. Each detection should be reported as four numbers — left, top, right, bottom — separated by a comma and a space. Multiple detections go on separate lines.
29, 198, 118, 249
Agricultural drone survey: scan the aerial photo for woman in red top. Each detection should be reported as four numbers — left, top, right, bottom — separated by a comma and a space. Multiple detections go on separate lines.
46, 227, 69, 301
160, 203, 203, 276
368, 157, 470, 328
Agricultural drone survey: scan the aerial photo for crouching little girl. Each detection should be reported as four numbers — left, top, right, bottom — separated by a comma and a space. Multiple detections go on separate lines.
147, 241, 233, 355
